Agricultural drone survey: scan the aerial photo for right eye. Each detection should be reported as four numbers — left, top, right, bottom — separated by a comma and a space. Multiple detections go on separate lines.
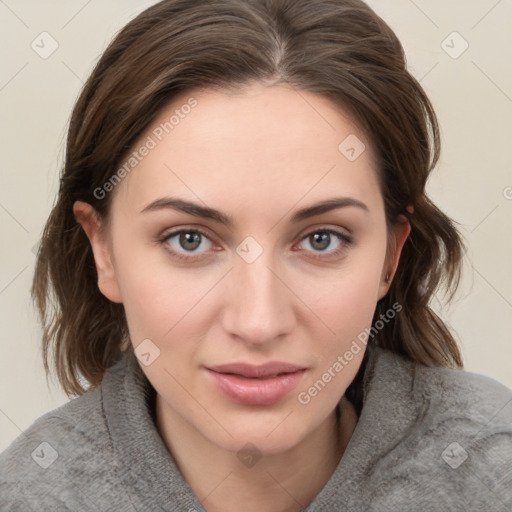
159, 227, 217, 261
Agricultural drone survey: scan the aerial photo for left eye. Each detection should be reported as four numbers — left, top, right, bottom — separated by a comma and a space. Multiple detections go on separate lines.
297, 229, 351, 254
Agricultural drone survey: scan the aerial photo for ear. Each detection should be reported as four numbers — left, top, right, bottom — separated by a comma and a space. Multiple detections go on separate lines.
73, 201, 123, 303
378, 213, 411, 300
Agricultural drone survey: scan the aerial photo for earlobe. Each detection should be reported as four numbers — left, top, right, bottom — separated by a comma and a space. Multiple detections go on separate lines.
378, 214, 411, 299
73, 201, 123, 303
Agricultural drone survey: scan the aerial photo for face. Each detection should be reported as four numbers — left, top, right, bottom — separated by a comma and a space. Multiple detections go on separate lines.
75, 83, 409, 456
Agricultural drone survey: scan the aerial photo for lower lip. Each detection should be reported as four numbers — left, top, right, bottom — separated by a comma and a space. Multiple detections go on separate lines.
205, 368, 306, 405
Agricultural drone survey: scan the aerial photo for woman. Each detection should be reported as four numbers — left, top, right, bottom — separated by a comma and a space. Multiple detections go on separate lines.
1, 0, 511, 510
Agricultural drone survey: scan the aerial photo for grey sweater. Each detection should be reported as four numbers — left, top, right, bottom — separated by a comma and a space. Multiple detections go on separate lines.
1, 346, 511, 511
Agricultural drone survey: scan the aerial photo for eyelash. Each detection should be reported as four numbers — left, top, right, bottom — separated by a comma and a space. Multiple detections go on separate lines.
158, 227, 353, 262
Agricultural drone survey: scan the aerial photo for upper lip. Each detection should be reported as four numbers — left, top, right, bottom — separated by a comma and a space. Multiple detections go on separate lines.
206, 362, 306, 378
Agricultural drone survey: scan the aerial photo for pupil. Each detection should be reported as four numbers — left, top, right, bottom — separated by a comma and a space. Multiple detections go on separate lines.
180, 232, 201, 250
312, 232, 329, 251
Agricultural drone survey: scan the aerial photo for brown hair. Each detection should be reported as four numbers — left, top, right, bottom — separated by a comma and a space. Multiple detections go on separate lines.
32, 0, 465, 397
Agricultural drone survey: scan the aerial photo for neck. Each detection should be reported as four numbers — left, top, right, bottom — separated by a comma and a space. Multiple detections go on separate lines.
155, 396, 358, 512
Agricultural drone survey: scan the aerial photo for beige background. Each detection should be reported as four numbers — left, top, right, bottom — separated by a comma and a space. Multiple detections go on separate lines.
1, 0, 511, 452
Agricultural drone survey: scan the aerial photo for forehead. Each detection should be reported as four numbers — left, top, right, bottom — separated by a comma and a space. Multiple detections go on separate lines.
111, 83, 383, 223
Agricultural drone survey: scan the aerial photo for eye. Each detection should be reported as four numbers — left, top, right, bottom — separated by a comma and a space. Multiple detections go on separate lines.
160, 228, 216, 261
295, 228, 352, 259
159, 226, 353, 262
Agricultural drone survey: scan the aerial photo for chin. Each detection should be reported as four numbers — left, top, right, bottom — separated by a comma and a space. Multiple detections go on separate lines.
199, 411, 316, 456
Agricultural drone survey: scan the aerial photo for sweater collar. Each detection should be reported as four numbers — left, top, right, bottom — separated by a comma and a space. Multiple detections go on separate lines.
303, 346, 418, 510
102, 345, 418, 511
103, 349, 206, 510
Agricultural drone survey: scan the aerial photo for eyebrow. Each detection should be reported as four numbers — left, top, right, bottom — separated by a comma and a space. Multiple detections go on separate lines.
140, 196, 369, 227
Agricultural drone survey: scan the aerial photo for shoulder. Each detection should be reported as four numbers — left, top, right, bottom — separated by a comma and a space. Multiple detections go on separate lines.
0, 384, 122, 510
367, 350, 512, 510
415, 357, 512, 405
373, 347, 512, 431
412, 360, 512, 444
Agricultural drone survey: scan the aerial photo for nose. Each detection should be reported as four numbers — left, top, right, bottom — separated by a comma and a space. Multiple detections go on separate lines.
221, 252, 296, 347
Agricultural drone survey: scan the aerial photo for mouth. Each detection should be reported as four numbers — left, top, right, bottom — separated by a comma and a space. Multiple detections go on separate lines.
205, 362, 307, 405
207, 362, 306, 378
215, 371, 296, 379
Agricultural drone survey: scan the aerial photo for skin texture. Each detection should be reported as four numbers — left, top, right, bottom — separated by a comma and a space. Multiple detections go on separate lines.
74, 83, 410, 512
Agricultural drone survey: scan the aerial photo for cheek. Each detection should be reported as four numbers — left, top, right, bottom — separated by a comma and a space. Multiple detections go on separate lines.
112, 251, 176, 345
296, 278, 377, 412
306, 266, 382, 339
109, 228, 202, 338
118, 269, 198, 342
300, 262, 382, 396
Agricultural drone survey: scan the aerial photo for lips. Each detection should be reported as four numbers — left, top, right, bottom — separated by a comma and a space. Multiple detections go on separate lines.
205, 362, 307, 405
207, 362, 305, 378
